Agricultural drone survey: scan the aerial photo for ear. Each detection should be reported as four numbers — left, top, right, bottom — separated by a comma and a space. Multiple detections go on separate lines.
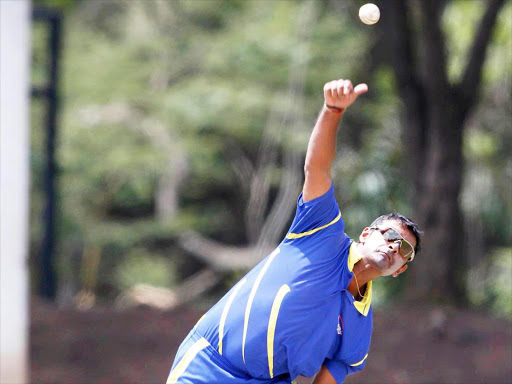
359, 227, 372, 244
392, 264, 408, 278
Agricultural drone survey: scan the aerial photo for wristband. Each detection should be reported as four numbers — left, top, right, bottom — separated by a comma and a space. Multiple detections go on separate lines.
324, 103, 344, 114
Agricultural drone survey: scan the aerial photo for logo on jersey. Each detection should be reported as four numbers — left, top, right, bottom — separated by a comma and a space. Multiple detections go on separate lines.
337, 315, 344, 335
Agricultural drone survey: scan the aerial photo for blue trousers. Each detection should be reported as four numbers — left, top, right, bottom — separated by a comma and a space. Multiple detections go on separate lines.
167, 329, 294, 384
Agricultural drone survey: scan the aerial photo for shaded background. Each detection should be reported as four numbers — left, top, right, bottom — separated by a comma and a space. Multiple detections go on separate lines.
27, 0, 511, 383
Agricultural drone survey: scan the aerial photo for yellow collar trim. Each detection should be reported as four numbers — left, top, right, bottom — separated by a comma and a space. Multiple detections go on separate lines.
347, 243, 372, 316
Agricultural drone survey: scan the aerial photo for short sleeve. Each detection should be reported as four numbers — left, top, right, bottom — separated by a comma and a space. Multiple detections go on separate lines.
286, 183, 344, 239
324, 355, 368, 383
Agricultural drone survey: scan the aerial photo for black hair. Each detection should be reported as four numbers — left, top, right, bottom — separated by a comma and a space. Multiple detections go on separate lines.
370, 213, 422, 254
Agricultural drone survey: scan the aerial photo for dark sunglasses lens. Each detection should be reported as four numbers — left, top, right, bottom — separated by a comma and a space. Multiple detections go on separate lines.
382, 228, 401, 241
384, 229, 413, 258
399, 241, 414, 258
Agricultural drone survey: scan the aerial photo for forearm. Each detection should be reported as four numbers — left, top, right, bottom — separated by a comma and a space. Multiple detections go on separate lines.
302, 79, 367, 202
304, 105, 344, 175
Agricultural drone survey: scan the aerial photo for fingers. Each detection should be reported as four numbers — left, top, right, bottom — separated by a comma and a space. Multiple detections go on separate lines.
324, 79, 367, 109
336, 80, 344, 97
334, 79, 352, 96
331, 81, 339, 99
325, 80, 340, 99
324, 81, 335, 99
343, 80, 353, 95
325, 79, 365, 97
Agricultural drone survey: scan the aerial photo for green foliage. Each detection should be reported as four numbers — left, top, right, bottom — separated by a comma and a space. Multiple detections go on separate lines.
443, 1, 512, 84
462, 82, 512, 246
466, 129, 498, 160
29, 0, 511, 310
468, 247, 512, 318
114, 248, 176, 291
34, 0, 75, 10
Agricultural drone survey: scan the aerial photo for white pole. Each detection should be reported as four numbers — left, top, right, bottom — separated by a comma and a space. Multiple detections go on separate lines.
1, 1, 31, 383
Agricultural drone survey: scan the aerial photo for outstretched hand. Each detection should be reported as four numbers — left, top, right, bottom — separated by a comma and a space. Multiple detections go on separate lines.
323, 79, 368, 110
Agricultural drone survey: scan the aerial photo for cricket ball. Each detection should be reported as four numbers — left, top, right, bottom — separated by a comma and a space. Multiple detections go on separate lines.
359, 3, 380, 25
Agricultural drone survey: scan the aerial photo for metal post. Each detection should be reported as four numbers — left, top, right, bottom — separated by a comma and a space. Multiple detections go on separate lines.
34, 8, 62, 299
1, 1, 31, 382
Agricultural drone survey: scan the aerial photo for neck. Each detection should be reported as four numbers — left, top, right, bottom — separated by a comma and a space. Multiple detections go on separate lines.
347, 243, 379, 300
348, 271, 372, 300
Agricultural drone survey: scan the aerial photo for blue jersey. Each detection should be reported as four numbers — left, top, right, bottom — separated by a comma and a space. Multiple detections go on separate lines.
168, 184, 373, 383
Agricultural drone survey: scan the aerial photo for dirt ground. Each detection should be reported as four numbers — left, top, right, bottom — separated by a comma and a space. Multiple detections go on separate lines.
30, 299, 512, 384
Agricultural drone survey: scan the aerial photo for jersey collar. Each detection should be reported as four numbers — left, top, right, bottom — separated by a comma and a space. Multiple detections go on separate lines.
348, 242, 372, 316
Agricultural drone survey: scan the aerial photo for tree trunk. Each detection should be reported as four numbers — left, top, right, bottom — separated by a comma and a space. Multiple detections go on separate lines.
408, 97, 466, 302
156, 154, 188, 222
378, 0, 505, 302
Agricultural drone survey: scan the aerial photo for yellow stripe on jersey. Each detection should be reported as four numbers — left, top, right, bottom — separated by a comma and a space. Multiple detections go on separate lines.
285, 212, 341, 239
194, 313, 206, 329
167, 337, 209, 383
242, 247, 280, 363
349, 353, 368, 367
267, 284, 291, 378
218, 278, 247, 355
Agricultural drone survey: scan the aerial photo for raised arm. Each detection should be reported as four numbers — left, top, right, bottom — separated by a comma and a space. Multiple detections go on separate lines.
302, 79, 368, 202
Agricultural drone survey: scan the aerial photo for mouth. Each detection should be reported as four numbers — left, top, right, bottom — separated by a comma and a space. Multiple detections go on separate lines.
378, 251, 392, 264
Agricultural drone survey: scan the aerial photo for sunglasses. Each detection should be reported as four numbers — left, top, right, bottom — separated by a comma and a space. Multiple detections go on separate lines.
369, 226, 415, 262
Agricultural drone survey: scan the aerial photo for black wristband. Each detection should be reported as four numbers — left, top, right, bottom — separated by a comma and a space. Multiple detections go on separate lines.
324, 103, 344, 114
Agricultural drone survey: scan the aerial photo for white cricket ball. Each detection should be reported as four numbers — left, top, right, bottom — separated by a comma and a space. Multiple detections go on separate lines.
359, 3, 380, 25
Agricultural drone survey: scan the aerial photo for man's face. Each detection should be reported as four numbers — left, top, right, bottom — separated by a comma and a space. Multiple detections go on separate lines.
358, 220, 417, 277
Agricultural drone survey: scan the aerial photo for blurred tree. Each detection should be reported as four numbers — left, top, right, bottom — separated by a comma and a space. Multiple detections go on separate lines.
377, 0, 507, 302
29, 0, 510, 311
179, 0, 317, 267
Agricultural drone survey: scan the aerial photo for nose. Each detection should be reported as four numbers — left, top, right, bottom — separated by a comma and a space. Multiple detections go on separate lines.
388, 241, 400, 253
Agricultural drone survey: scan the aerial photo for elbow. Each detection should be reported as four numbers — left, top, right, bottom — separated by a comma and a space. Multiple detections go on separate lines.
304, 164, 330, 181
304, 156, 332, 177
304, 163, 315, 179
304, 163, 311, 176
304, 162, 321, 176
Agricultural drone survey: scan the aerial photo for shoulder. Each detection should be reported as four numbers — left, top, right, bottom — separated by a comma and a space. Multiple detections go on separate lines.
287, 183, 343, 239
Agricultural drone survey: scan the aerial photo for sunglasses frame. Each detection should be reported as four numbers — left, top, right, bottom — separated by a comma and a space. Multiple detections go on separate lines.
368, 226, 415, 262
